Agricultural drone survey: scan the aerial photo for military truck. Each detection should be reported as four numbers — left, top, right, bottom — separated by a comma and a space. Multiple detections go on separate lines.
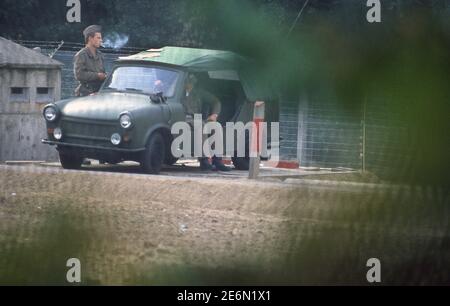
42, 46, 278, 174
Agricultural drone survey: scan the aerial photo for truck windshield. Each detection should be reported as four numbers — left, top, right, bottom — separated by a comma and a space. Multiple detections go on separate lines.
103, 66, 179, 97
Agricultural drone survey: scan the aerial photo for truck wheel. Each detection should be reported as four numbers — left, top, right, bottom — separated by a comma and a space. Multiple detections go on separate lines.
141, 132, 165, 174
232, 156, 250, 170
59, 151, 83, 170
163, 136, 178, 165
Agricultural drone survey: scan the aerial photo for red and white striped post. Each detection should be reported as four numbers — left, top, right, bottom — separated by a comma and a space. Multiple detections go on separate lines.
248, 101, 265, 179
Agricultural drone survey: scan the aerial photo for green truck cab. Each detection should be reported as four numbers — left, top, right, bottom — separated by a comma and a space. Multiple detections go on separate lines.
42, 47, 278, 174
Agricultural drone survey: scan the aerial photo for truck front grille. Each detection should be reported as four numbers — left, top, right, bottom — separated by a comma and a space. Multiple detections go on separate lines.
60, 117, 118, 145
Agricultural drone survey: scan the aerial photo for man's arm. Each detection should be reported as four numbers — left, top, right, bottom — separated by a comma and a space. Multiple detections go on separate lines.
74, 52, 102, 82
200, 89, 221, 117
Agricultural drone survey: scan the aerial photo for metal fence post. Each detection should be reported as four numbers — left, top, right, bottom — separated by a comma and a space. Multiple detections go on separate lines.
248, 101, 265, 179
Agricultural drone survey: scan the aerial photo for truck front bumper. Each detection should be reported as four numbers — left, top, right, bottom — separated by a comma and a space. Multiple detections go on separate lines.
41, 139, 145, 153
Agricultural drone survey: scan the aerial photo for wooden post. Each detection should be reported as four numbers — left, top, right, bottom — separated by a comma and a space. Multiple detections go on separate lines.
248, 101, 265, 179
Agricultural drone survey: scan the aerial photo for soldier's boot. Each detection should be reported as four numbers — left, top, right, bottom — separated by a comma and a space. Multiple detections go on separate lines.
212, 156, 231, 172
82, 158, 91, 165
199, 157, 213, 171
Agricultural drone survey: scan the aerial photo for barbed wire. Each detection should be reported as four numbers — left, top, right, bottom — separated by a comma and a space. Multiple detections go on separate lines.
13, 40, 146, 54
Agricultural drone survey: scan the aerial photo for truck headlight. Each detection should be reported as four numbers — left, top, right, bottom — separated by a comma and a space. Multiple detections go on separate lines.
43, 105, 58, 122
119, 113, 132, 129
53, 127, 63, 140
111, 133, 121, 145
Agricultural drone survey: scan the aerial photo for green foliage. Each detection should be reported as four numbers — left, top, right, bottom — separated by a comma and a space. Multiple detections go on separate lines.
0, 0, 447, 47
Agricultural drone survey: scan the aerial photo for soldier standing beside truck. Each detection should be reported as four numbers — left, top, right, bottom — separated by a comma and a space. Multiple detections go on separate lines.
73, 25, 107, 165
74, 25, 107, 97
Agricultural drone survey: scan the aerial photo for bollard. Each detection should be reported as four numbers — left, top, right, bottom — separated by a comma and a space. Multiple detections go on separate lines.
248, 101, 265, 179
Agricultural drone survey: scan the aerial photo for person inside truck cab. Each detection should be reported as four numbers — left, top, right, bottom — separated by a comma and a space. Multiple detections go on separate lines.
182, 74, 231, 172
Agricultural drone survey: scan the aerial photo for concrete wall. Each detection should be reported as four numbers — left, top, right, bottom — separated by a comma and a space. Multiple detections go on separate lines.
0, 68, 61, 113
0, 67, 61, 161
0, 114, 58, 161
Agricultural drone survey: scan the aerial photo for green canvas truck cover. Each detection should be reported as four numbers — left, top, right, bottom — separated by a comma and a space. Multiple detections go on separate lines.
118, 46, 274, 102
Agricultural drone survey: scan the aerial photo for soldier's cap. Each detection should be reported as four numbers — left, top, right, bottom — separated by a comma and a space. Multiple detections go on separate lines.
83, 25, 102, 39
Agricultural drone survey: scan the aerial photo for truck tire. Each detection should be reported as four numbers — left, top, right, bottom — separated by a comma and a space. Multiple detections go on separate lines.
164, 152, 179, 166
141, 132, 165, 174
59, 151, 83, 170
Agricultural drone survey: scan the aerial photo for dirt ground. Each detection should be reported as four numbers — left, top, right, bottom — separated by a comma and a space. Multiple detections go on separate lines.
0, 164, 448, 285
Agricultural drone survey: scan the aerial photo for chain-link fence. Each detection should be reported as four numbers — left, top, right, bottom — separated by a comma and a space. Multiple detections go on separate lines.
279, 92, 432, 182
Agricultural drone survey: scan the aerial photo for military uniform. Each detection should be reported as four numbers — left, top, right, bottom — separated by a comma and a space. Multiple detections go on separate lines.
182, 85, 230, 171
182, 88, 221, 119
73, 25, 105, 97
182, 87, 221, 154
73, 47, 105, 96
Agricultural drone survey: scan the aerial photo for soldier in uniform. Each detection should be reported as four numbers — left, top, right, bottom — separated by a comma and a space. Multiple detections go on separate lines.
183, 74, 231, 171
74, 25, 107, 97
74, 25, 107, 165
